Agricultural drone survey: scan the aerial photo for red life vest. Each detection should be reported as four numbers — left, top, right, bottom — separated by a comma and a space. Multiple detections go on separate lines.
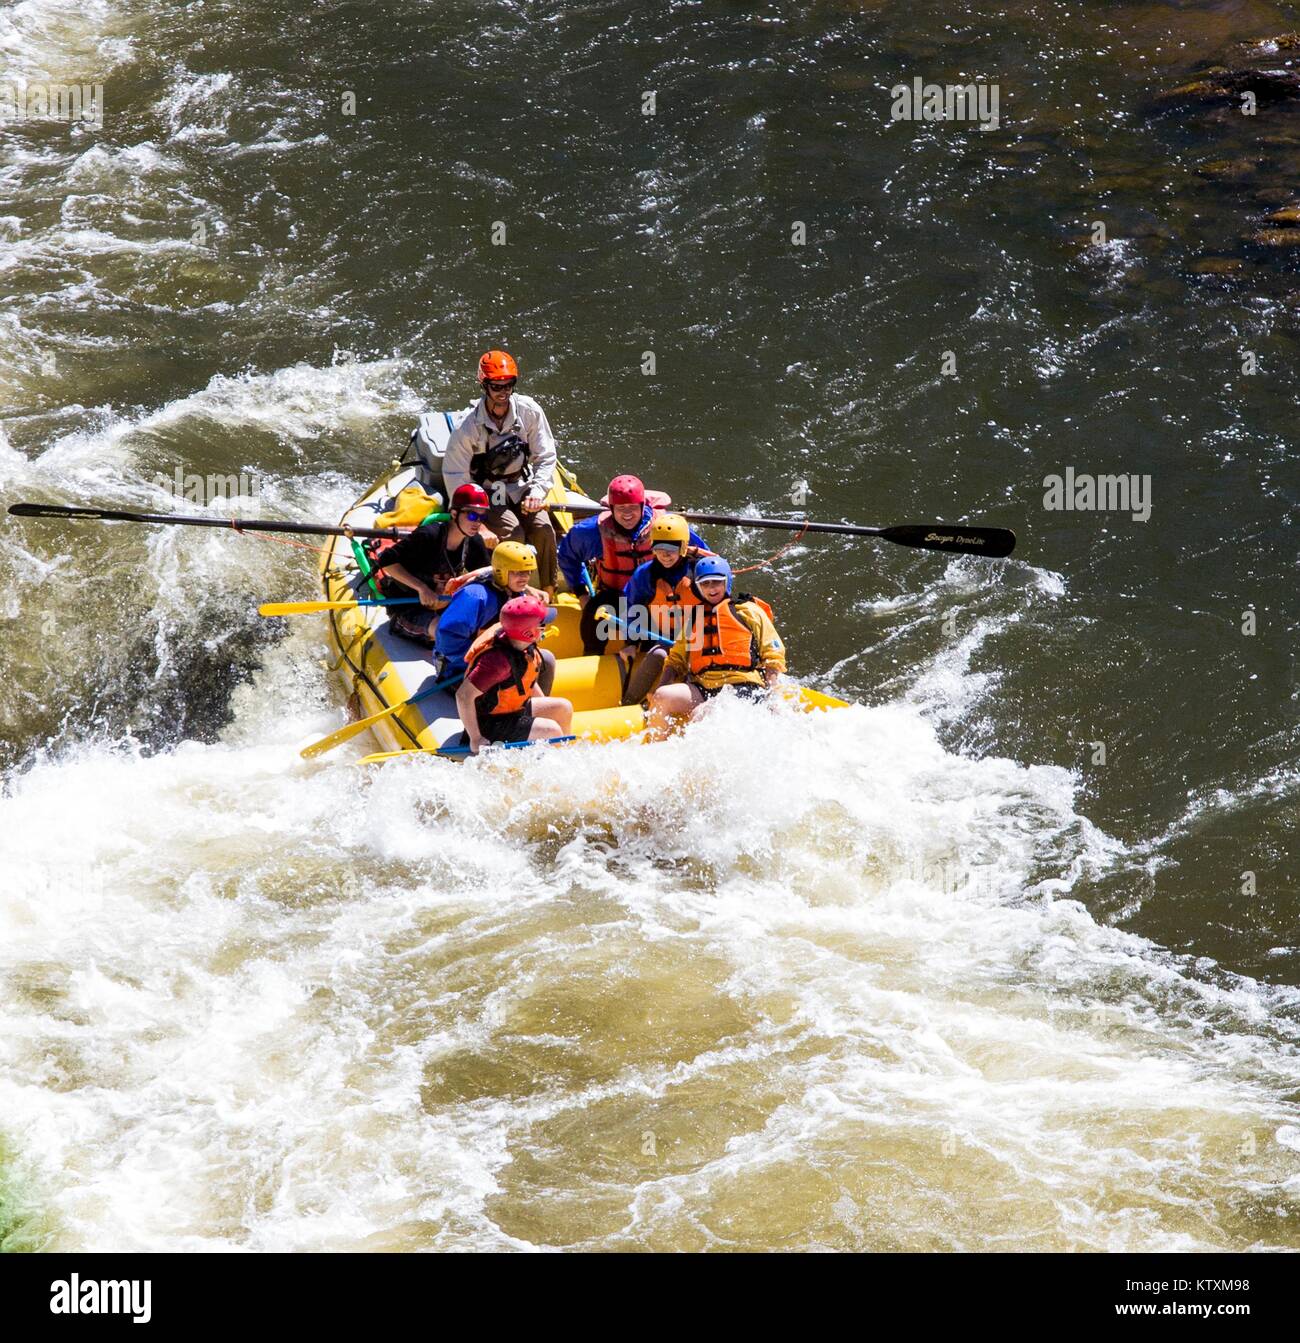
687, 598, 765, 682
648, 569, 701, 640
595, 489, 672, 590
363, 535, 402, 592
464, 626, 542, 715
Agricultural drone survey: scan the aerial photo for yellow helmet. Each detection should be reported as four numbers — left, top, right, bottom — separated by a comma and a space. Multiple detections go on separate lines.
491, 539, 538, 586
650, 512, 689, 550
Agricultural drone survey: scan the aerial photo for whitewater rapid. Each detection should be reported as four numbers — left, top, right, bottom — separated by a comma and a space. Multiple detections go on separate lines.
3, 0, 1299, 1255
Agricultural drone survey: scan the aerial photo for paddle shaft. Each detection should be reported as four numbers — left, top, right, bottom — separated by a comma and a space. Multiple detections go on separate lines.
565, 506, 1014, 557
595, 606, 672, 647
260, 597, 419, 615
437, 735, 577, 757
299, 673, 462, 759
10, 502, 1015, 557
7, 502, 408, 542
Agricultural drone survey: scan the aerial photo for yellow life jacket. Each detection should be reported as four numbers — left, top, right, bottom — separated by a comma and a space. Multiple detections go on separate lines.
376, 485, 445, 529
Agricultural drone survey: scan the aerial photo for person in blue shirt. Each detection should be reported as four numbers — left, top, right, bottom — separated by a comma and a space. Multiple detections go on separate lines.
558, 475, 696, 654
617, 512, 712, 705
433, 540, 555, 685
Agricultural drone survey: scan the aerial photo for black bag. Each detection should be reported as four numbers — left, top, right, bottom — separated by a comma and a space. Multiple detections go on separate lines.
471, 433, 531, 484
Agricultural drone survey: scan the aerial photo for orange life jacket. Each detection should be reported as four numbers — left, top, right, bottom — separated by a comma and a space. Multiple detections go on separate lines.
595, 489, 672, 590
688, 597, 764, 679
648, 569, 701, 639
464, 626, 542, 715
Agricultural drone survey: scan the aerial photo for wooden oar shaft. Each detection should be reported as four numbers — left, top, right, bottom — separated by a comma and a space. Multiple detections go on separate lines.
8, 502, 406, 542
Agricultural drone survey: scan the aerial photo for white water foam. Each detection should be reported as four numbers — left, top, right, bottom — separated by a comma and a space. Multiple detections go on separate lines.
2, 669, 1297, 1250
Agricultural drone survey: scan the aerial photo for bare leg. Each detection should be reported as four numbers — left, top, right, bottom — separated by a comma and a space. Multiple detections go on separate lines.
623, 646, 667, 705
528, 715, 565, 741
538, 647, 556, 696
530, 694, 573, 732
647, 682, 702, 737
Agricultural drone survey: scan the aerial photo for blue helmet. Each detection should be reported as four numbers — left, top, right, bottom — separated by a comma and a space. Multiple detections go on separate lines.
693, 554, 733, 595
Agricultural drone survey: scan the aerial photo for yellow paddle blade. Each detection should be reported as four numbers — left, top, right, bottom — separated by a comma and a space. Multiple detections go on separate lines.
795, 686, 852, 711
300, 699, 409, 759
355, 748, 440, 765
260, 600, 362, 616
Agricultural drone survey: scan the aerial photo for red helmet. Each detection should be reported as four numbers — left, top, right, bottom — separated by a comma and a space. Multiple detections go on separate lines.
607, 474, 645, 507
478, 350, 518, 383
450, 483, 490, 512
499, 595, 548, 642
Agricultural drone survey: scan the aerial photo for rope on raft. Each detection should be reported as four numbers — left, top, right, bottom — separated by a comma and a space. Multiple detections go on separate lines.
731, 519, 810, 575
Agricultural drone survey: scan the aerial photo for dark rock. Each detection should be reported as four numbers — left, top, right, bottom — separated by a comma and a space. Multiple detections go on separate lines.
1246, 228, 1300, 246
1197, 158, 1260, 181
1188, 256, 1245, 273
1155, 66, 1300, 108
1234, 33, 1300, 59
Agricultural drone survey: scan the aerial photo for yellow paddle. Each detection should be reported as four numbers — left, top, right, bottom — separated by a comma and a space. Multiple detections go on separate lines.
260, 597, 419, 616
301, 612, 560, 758
299, 674, 459, 759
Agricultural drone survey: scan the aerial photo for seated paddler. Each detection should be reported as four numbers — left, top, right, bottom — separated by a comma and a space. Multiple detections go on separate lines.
432, 539, 555, 686
616, 511, 712, 705
646, 555, 786, 734
454, 595, 573, 754
557, 473, 674, 656
375, 483, 494, 645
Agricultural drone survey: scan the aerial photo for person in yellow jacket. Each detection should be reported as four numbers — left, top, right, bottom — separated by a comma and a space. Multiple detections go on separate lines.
647, 555, 785, 735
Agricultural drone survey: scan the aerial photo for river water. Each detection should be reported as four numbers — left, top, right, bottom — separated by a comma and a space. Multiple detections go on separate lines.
1, 0, 1298, 1251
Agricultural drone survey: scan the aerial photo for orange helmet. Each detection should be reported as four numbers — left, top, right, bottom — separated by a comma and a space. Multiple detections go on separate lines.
478, 350, 518, 383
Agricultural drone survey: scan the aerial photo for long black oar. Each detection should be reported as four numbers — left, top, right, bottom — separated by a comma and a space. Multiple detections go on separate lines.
8, 500, 1015, 558
6, 501, 408, 542
564, 505, 1015, 559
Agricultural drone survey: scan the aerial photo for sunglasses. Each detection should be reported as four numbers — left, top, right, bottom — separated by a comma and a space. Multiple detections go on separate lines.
484, 379, 516, 393
458, 510, 485, 522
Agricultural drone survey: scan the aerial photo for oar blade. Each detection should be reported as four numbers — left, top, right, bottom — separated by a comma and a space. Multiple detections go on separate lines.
300, 675, 458, 759
9, 503, 73, 519
299, 713, 381, 758
879, 524, 1016, 558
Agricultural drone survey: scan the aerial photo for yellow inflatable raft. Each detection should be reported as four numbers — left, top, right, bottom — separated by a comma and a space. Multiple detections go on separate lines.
316, 411, 847, 758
